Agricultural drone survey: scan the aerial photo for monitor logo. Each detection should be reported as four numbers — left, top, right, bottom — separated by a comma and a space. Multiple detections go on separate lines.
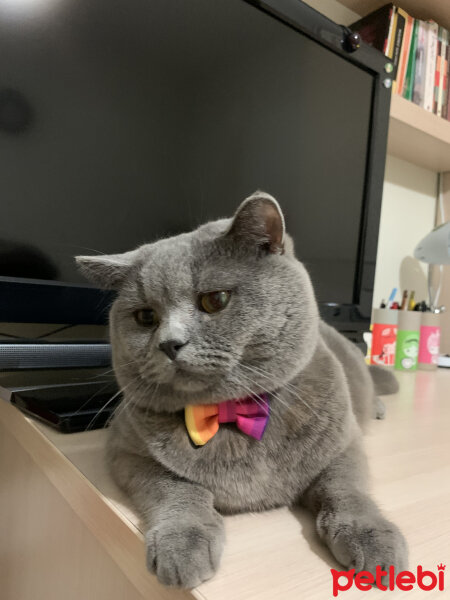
331, 564, 445, 596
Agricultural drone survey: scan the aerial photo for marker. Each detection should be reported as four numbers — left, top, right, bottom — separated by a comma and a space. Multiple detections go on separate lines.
387, 287, 397, 308
400, 290, 408, 310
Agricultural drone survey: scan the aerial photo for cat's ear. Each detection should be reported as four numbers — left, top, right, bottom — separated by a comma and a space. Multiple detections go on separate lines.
225, 191, 285, 254
75, 248, 140, 289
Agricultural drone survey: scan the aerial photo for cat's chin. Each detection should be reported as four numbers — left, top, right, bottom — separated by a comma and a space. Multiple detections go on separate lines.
171, 375, 209, 393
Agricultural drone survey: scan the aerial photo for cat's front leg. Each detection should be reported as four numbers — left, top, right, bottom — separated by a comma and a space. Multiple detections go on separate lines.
109, 448, 225, 588
301, 439, 408, 584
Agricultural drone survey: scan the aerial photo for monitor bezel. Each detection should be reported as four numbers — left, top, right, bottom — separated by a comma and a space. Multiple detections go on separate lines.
0, 0, 392, 333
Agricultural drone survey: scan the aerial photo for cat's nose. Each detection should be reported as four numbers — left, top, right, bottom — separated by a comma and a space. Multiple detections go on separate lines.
158, 339, 188, 361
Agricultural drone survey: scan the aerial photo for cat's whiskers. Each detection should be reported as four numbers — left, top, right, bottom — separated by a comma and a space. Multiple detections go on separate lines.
239, 362, 320, 418
144, 382, 160, 421
85, 381, 133, 431
230, 377, 266, 411
126, 378, 156, 415
237, 370, 294, 414
99, 332, 317, 422
105, 392, 131, 427
69, 380, 116, 419
111, 377, 155, 426
199, 330, 317, 416
88, 361, 135, 380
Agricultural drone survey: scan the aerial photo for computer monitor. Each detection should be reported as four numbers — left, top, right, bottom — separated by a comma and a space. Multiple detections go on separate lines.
0, 0, 392, 339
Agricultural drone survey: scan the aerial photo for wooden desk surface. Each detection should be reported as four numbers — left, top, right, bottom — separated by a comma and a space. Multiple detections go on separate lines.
1, 369, 449, 599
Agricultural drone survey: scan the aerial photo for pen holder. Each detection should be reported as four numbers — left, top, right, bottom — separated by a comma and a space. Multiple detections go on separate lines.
394, 311, 421, 372
371, 308, 398, 366
418, 312, 441, 370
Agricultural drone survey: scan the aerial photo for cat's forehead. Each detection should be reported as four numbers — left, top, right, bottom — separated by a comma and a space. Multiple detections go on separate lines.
135, 225, 228, 300
140, 217, 229, 264
137, 234, 195, 297
132, 219, 254, 303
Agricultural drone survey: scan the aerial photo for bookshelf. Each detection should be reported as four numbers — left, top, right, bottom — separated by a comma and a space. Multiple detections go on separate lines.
388, 95, 450, 172
338, 0, 450, 173
338, 1, 450, 32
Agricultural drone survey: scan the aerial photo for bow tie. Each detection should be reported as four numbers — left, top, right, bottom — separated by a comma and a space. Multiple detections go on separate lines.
185, 394, 270, 446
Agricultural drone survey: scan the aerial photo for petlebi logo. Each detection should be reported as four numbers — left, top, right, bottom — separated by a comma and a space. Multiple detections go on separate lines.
331, 564, 445, 596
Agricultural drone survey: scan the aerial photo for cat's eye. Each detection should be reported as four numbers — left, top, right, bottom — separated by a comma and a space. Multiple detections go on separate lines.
199, 291, 231, 314
134, 308, 157, 327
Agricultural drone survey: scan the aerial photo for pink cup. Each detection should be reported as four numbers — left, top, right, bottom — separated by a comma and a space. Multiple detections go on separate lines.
418, 313, 441, 370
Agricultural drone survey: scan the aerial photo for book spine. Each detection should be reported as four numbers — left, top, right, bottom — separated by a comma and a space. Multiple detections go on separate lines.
434, 27, 443, 114
391, 11, 405, 91
383, 6, 395, 54
387, 8, 398, 59
424, 22, 438, 112
437, 29, 448, 117
443, 36, 450, 119
404, 20, 419, 100
413, 21, 428, 106
447, 53, 450, 120
397, 13, 413, 95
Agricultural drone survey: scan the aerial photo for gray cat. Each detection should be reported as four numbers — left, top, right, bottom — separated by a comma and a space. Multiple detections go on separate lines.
77, 192, 407, 588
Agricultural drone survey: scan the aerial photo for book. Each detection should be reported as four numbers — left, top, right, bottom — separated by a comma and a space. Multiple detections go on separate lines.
424, 22, 439, 112
391, 9, 405, 89
386, 6, 397, 58
447, 54, 450, 120
412, 20, 428, 106
387, 8, 398, 60
396, 11, 414, 95
437, 29, 448, 117
434, 27, 443, 114
403, 19, 419, 100
442, 36, 450, 119
385, 6, 397, 61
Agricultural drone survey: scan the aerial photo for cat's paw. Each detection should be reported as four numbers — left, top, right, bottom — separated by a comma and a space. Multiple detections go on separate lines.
145, 512, 225, 588
319, 512, 408, 583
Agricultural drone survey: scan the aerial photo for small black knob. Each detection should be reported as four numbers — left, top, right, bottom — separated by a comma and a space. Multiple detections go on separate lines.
344, 31, 361, 53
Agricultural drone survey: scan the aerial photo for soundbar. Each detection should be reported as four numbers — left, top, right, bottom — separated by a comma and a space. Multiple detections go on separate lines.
0, 343, 112, 370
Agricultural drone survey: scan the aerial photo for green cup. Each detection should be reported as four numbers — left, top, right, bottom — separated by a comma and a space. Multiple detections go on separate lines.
394, 311, 421, 371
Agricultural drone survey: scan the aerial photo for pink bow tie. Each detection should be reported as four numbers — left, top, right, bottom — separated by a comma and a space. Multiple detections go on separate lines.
185, 394, 270, 446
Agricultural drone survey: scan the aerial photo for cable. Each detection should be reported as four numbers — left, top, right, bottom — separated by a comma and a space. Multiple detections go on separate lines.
0, 323, 75, 343
431, 173, 447, 308
35, 324, 75, 340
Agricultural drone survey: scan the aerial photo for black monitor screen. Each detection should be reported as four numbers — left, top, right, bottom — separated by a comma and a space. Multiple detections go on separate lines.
0, 0, 373, 304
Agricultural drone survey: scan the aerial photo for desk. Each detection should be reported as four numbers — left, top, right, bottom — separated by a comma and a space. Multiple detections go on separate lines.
1, 370, 449, 600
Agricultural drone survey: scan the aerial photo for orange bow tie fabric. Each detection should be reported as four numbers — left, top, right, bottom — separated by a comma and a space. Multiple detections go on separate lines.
185, 394, 270, 446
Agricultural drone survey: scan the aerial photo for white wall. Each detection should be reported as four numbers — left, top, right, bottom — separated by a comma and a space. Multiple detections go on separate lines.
372, 156, 437, 306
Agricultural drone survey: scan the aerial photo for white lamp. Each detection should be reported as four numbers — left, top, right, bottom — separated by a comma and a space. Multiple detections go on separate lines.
414, 221, 450, 264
